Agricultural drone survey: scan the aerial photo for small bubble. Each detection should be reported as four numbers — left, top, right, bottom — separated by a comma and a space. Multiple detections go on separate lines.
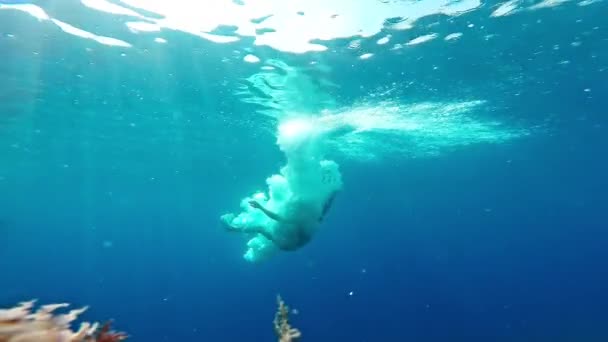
377, 36, 391, 45
243, 54, 260, 63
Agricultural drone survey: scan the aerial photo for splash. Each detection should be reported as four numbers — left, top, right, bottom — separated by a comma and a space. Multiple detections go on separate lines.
234, 59, 337, 118
102, 0, 483, 53
219, 96, 525, 262
310, 99, 527, 160
0, 3, 131, 47
236, 58, 526, 161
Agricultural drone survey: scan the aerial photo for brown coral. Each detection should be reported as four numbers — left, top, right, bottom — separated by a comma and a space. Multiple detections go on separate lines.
273, 295, 301, 342
0, 300, 127, 342
94, 321, 128, 342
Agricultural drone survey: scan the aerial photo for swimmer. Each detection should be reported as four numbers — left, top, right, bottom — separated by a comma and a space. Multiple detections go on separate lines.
222, 192, 337, 251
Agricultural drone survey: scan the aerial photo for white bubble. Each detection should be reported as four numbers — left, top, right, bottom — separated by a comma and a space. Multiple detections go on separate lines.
243, 54, 260, 63
444, 32, 463, 41
406, 33, 438, 46
376, 36, 391, 45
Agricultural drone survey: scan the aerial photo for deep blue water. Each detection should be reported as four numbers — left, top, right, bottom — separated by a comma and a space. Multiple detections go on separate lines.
1, 0, 607, 341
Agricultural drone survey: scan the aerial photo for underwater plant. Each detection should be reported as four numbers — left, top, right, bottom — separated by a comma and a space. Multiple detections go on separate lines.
0, 300, 127, 342
1, 296, 298, 341
274, 295, 301, 342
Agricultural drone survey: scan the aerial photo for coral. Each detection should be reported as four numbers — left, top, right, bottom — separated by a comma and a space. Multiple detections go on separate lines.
0, 300, 127, 342
92, 321, 127, 342
273, 295, 301, 342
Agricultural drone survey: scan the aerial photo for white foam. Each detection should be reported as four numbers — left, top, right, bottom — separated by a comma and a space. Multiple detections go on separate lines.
377, 36, 391, 45
309, 99, 528, 159
491, 0, 520, 16
198, 32, 239, 43
107, 0, 482, 53
444, 32, 463, 41
4, 0, 595, 54
389, 20, 414, 30
0, 3, 49, 20
578, 0, 602, 5
0, 3, 131, 47
126, 21, 161, 33
80, 0, 144, 18
51, 19, 132, 47
244, 54, 261, 63
528, 0, 571, 10
406, 33, 438, 46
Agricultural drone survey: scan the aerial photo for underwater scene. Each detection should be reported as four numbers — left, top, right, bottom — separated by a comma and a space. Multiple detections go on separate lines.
0, 0, 607, 341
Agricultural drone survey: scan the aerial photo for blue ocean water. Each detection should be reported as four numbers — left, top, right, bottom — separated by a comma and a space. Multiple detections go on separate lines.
0, 0, 607, 341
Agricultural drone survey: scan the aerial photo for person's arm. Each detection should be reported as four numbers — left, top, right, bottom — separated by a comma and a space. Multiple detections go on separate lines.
249, 200, 285, 222
319, 192, 337, 222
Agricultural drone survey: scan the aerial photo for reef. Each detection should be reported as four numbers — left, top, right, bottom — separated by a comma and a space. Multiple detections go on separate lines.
2, 295, 298, 341
0, 300, 127, 342
274, 295, 301, 342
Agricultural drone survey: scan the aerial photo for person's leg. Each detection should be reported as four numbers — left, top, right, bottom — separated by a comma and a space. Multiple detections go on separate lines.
221, 214, 275, 242
243, 226, 274, 242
